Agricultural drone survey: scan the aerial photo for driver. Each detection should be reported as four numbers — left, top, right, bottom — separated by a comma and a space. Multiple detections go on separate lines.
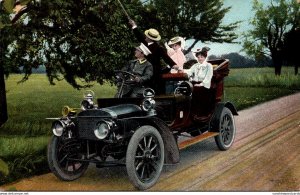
128, 19, 178, 95
116, 43, 154, 97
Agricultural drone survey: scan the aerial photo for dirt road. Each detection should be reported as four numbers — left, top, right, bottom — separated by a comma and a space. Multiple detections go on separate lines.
1, 93, 300, 191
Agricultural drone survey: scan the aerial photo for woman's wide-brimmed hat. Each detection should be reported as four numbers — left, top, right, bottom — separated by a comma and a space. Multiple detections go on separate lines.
168, 36, 181, 46
144, 28, 161, 41
193, 46, 210, 57
136, 43, 152, 56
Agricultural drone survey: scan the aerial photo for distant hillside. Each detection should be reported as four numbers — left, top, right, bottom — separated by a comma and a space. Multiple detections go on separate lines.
19, 65, 46, 74
21, 54, 273, 72
31, 65, 46, 73
209, 53, 272, 68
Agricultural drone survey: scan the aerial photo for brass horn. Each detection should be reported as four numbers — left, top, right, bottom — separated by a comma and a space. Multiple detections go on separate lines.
62, 106, 80, 117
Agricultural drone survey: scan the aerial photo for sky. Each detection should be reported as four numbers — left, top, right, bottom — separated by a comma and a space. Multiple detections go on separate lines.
185, 0, 266, 56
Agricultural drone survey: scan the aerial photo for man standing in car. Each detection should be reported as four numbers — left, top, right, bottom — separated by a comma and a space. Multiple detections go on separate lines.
128, 19, 178, 95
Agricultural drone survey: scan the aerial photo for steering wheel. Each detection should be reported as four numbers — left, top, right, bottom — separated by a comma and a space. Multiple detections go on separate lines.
114, 70, 138, 98
114, 70, 137, 85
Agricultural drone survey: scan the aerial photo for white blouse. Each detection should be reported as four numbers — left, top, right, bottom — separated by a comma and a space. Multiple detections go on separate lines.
184, 61, 213, 89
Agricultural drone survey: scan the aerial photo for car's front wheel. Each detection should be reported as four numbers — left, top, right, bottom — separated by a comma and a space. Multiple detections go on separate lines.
126, 125, 165, 190
47, 136, 89, 181
214, 107, 236, 150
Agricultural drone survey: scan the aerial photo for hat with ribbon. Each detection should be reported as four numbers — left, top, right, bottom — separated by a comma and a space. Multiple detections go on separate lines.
144, 28, 161, 41
168, 36, 181, 46
193, 46, 210, 57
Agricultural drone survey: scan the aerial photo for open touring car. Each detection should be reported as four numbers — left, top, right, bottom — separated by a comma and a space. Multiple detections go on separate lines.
47, 58, 238, 190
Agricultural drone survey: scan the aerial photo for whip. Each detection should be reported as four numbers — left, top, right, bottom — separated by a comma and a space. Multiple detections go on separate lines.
117, 0, 131, 20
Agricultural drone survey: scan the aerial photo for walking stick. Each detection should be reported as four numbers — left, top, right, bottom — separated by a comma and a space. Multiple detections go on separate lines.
117, 0, 131, 20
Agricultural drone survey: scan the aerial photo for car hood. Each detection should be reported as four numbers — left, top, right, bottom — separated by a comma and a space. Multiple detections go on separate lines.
77, 104, 143, 119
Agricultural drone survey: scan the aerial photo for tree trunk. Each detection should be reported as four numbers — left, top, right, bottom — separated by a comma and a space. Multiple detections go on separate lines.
185, 39, 199, 54
0, 63, 8, 127
272, 51, 283, 76
274, 63, 282, 75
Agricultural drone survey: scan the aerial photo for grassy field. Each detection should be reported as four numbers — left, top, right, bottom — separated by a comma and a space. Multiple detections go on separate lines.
224, 67, 300, 109
0, 67, 299, 185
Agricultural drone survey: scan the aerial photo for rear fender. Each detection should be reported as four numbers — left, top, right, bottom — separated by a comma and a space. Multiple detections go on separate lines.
136, 117, 180, 164
224, 102, 238, 116
209, 102, 238, 132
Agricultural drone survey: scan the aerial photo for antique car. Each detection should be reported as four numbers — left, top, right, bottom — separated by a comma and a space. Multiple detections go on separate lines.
47, 58, 238, 190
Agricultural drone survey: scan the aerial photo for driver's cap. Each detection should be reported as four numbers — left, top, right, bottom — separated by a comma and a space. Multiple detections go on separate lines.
136, 43, 152, 56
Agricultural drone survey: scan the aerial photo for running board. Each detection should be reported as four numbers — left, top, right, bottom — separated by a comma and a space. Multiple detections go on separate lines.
178, 132, 219, 150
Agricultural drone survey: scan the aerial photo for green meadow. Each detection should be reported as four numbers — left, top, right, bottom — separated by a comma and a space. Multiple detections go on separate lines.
0, 67, 300, 185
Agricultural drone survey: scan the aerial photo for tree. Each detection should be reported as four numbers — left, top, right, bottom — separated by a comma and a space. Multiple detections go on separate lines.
1, 0, 31, 127
8, 0, 148, 85
141, 0, 240, 52
242, 0, 300, 75
0, 0, 148, 127
284, 28, 300, 75
0, 0, 32, 178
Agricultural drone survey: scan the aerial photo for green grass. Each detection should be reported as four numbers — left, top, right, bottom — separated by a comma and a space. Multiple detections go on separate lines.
0, 67, 299, 185
0, 136, 49, 158
0, 75, 117, 185
223, 67, 300, 110
226, 67, 300, 89
2, 74, 117, 135
224, 87, 296, 110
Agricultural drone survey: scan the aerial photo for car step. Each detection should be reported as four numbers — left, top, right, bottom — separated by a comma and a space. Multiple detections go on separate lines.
178, 132, 219, 150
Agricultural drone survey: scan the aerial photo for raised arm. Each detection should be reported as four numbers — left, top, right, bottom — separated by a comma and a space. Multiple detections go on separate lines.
128, 19, 147, 45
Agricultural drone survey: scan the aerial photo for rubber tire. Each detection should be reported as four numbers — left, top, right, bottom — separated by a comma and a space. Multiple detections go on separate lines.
126, 125, 164, 190
47, 136, 89, 181
214, 107, 236, 151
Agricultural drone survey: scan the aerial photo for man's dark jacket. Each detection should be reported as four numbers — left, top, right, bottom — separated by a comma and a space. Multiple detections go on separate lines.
132, 28, 176, 94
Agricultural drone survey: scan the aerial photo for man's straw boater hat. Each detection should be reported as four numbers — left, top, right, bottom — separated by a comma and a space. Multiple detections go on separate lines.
144, 28, 161, 41
136, 43, 152, 56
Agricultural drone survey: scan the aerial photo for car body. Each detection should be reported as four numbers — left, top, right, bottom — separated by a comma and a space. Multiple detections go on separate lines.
47, 58, 238, 190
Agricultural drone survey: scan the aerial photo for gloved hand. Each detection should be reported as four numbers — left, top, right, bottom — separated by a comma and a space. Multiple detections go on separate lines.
161, 66, 171, 74
128, 19, 137, 28
115, 75, 122, 83
173, 65, 179, 70
165, 42, 171, 50
134, 76, 141, 83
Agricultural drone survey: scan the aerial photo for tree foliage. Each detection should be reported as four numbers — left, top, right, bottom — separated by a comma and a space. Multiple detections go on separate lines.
2, 0, 148, 89
242, 0, 300, 75
0, 0, 239, 126
142, 0, 240, 51
1, 0, 240, 88
2, 0, 31, 13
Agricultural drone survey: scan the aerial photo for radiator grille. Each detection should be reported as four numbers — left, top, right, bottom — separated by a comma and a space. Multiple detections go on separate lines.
77, 117, 100, 140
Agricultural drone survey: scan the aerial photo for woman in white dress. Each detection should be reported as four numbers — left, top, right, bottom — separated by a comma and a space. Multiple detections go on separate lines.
184, 47, 214, 121
184, 47, 213, 89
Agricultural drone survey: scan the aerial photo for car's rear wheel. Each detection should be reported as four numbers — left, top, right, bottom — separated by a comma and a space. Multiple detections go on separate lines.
47, 136, 89, 181
214, 107, 236, 150
126, 125, 164, 190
